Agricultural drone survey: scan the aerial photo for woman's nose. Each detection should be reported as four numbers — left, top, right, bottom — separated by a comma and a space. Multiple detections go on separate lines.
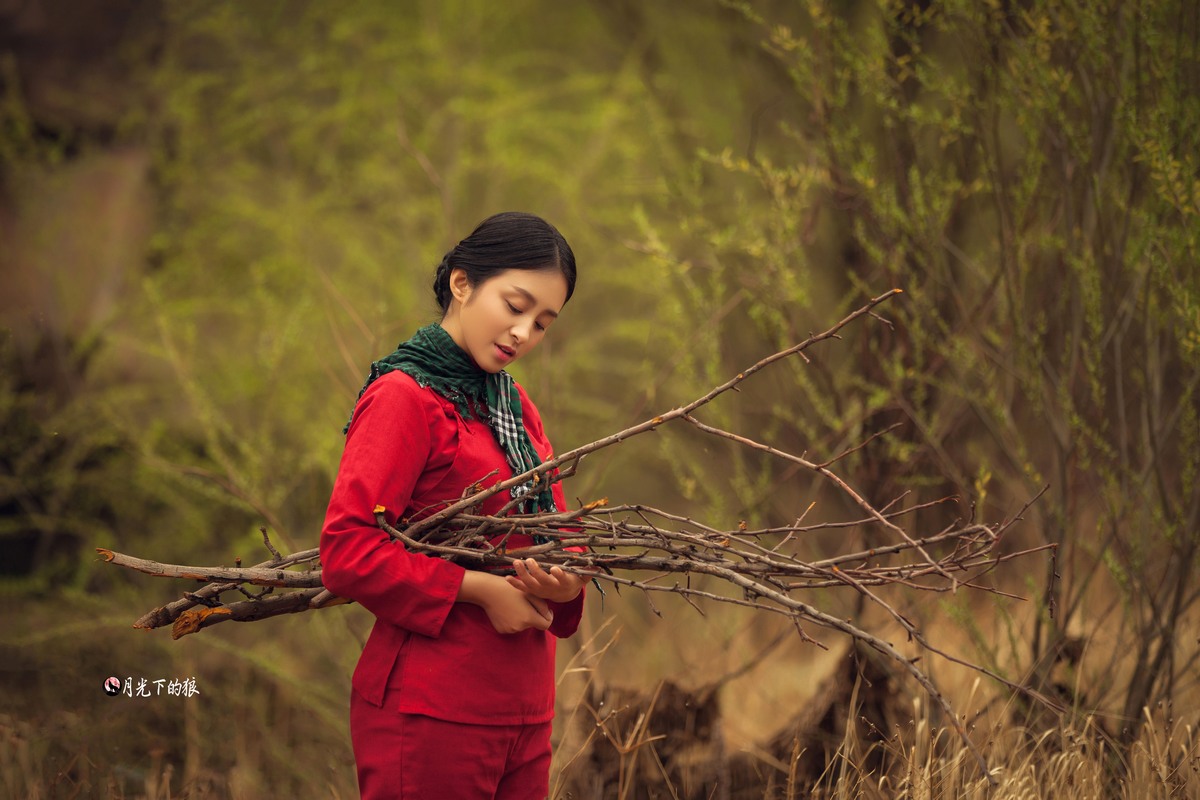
511, 318, 532, 343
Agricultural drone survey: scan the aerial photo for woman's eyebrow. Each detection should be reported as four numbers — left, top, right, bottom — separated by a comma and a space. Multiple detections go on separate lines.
509, 286, 559, 317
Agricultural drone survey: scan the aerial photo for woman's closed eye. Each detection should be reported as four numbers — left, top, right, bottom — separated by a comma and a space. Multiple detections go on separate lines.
507, 301, 547, 331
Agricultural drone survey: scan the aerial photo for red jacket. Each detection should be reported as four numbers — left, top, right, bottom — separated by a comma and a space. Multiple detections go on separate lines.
320, 371, 583, 725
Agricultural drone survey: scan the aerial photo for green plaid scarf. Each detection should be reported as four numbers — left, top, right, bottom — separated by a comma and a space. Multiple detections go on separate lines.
344, 323, 557, 514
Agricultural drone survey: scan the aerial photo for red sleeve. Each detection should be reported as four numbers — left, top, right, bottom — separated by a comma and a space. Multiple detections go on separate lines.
319, 374, 465, 638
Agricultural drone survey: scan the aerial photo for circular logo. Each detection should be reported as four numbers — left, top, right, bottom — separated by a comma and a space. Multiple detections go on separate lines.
104, 676, 121, 696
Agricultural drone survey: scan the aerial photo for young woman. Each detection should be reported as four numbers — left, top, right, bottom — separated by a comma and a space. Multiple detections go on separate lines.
320, 212, 586, 799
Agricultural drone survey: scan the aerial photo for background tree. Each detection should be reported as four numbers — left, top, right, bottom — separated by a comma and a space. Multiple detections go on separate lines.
637, 0, 1200, 747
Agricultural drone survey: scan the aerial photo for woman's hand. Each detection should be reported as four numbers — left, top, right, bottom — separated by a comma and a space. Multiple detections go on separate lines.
458, 570, 554, 634
505, 558, 586, 604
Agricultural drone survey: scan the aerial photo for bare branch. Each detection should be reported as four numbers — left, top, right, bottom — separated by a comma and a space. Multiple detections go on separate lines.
99, 289, 1046, 786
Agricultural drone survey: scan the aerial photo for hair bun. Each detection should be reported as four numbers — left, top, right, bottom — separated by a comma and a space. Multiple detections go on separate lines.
433, 250, 455, 311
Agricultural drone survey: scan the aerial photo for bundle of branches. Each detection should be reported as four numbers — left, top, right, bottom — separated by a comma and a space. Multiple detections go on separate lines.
98, 290, 1049, 781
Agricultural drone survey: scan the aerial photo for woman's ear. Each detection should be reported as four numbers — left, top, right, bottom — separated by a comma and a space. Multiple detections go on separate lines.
449, 268, 473, 304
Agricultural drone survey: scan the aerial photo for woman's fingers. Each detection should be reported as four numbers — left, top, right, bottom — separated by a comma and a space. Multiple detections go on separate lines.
464, 570, 554, 633
513, 558, 562, 591
507, 558, 584, 603
526, 594, 553, 622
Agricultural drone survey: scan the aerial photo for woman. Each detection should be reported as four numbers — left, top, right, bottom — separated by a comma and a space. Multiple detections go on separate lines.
320, 212, 586, 799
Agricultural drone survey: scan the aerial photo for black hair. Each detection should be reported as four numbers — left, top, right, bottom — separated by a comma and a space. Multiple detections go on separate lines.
433, 212, 577, 313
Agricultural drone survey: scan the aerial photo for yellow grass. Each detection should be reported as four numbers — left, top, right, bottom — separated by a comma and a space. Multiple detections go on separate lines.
4, 586, 1198, 798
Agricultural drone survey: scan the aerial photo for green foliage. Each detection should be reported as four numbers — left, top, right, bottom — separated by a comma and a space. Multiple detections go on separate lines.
113, 1, 701, 551
0, 329, 205, 597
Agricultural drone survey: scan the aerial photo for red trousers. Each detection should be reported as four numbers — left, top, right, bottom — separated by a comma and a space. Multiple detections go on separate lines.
350, 686, 552, 799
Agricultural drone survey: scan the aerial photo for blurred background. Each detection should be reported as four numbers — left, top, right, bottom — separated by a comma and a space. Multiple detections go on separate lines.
1, 0, 1197, 797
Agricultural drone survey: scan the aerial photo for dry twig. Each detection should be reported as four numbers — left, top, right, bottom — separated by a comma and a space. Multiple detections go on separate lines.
98, 289, 1045, 784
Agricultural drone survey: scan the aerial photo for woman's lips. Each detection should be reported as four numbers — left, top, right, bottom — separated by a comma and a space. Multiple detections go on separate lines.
495, 343, 515, 361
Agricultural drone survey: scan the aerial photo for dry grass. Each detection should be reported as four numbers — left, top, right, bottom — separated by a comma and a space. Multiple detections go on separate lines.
0, 593, 361, 799
800, 694, 1198, 800
5, 589, 1198, 799
549, 605, 1200, 800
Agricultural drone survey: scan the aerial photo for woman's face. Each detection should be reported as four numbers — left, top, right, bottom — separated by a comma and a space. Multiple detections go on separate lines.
440, 267, 569, 373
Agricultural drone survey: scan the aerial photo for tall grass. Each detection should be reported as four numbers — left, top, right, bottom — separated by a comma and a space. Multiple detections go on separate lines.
3, 595, 1198, 798
549, 618, 1200, 800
